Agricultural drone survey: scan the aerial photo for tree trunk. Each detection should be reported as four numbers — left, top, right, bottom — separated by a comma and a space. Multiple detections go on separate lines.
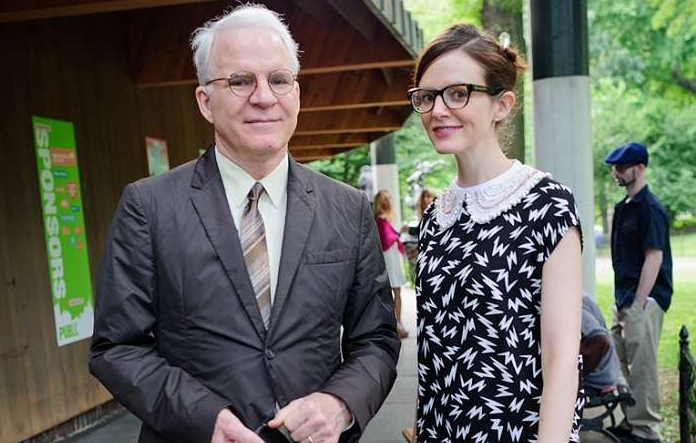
481, 0, 526, 162
672, 66, 696, 97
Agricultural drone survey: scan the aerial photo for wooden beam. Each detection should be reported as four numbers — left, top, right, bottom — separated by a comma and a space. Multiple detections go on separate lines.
299, 60, 414, 75
300, 100, 409, 113
0, 0, 217, 23
298, 67, 412, 112
380, 67, 394, 86
294, 127, 400, 136
292, 146, 359, 162
135, 60, 416, 88
289, 147, 337, 159
290, 0, 337, 30
326, 0, 380, 42
130, 2, 413, 87
296, 155, 334, 163
289, 133, 373, 147
296, 107, 406, 133
288, 142, 363, 150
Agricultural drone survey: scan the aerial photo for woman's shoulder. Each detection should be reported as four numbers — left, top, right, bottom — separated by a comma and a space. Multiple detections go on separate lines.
526, 175, 577, 209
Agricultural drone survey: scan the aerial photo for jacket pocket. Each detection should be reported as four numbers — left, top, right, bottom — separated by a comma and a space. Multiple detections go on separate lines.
304, 248, 354, 265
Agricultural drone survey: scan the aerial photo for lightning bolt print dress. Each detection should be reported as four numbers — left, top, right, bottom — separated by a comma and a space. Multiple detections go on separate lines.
416, 161, 584, 443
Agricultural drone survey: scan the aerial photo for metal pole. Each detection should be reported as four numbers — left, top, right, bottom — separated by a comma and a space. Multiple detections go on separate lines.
680, 325, 693, 443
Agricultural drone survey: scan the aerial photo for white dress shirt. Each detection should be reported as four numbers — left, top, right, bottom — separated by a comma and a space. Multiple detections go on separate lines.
216, 148, 355, 430
215, 147, 288, 303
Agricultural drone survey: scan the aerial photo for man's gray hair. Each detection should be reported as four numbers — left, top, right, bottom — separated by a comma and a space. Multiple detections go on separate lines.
190, 3, 300, 86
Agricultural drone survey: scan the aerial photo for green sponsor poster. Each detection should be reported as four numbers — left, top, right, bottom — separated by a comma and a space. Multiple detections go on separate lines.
32, 116, 94, 346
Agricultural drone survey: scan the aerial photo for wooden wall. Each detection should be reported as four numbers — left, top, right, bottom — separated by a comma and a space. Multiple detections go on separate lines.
0, 12, 212, 443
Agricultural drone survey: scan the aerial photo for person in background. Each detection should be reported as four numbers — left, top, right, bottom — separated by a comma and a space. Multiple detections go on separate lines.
410, 23, 584, 442
374, 189, 409, 339
605, 142, 672, 443
416, 188, 436, 221
403, 188, 436, 287
581, 294, 621, 394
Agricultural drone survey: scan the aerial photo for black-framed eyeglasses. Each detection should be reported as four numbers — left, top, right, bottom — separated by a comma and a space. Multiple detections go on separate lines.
612, 163, 640, 173
204, 69, 297, 97
407, 83, 504, 113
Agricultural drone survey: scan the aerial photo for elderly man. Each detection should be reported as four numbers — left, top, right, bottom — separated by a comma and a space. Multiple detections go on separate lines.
604, 142, 673, 443
89, 5, 400, 443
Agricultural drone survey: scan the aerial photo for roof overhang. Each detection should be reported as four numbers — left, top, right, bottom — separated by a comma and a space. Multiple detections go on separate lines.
0, 0, 423, 161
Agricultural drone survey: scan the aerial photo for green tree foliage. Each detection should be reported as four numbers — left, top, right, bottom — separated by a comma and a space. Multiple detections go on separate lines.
589, 0, 696, 99
589, 0, 696, 225
306, 146, 370, 188
403, 0, 481, 40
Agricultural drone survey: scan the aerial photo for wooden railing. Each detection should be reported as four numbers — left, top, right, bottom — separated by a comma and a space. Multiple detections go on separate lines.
680, 325, 696, 443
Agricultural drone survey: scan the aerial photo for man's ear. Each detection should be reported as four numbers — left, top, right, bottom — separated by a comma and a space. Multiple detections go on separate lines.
195, 86, 214, 124
494, 90, 516, 123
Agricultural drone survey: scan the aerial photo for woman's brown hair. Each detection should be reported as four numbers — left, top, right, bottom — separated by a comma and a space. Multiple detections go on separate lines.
413, 24, 527, 93
417, 188, 435, 218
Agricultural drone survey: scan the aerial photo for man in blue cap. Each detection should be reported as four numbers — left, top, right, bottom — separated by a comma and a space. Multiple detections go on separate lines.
604, 142, 673, 443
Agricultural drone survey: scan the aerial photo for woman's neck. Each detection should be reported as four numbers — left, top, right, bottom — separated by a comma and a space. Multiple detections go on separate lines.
454, 142, 513, 188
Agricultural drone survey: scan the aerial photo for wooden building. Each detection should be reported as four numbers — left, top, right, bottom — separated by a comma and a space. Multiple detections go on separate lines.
0, 1, 422, 441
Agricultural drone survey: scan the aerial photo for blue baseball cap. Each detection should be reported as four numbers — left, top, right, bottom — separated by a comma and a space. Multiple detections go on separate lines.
604, 142, 648, 166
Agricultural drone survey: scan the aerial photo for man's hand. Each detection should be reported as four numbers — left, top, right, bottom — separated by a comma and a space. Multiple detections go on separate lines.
636, 296, 649, 309
211, 409, 264, 443
268, 392, 352, 443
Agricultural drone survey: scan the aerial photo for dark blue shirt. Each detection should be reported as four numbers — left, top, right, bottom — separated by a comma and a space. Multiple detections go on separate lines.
610, 185, 673, 311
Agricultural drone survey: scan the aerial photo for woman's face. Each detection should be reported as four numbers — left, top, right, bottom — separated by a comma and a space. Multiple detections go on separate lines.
418, 50, 505, 156
382, 193, 392, 210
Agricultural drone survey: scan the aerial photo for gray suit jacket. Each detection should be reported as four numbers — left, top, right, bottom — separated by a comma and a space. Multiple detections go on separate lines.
89, 148, 400, 443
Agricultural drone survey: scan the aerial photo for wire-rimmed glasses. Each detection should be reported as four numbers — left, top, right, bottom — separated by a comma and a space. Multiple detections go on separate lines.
204, 69, 297, 97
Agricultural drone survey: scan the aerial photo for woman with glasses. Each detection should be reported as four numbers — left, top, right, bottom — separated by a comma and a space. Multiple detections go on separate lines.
410, 24, 584, 443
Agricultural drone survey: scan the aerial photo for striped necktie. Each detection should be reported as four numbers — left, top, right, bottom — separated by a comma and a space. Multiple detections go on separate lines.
240, 182, 271, 329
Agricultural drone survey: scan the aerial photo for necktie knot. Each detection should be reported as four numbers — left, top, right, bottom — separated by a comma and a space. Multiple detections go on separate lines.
247, 182, 265, 209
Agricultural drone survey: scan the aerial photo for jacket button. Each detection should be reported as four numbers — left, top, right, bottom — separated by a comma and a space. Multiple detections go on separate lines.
265, 348, 276, 359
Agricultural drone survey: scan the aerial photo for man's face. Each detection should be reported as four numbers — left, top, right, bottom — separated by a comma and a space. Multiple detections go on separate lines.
195, 26, 300, 162
611, 163, 638, 187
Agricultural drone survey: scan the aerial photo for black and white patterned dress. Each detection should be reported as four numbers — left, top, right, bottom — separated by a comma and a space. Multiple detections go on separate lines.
416, 161, 584, 443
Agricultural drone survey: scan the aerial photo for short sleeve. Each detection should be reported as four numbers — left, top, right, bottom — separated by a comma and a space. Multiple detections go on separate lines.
639, 204, 669, 251
536, 179, 583, 261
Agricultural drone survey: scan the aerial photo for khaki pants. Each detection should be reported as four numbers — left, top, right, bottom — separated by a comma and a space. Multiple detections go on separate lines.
612, 299, 664, 441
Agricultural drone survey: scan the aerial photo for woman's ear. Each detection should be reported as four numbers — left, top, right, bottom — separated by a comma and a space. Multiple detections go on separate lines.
494, 90, 516, 123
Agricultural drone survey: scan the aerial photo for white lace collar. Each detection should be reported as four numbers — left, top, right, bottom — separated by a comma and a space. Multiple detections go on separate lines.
434, 160, 551, 228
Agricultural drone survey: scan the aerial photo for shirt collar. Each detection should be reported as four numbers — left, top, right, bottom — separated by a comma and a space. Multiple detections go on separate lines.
215, 146, 289, 209
626, 184, 649, 204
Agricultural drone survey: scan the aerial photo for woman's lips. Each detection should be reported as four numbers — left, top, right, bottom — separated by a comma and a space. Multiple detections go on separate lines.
431, 125, 462, 138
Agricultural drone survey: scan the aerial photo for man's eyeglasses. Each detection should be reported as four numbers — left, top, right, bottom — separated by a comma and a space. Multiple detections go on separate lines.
407, 83, 504, 114
204, 69, 297, 97
612, 163, 640, 173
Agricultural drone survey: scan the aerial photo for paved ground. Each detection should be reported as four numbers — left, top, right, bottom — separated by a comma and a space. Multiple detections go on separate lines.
67, 256, 696, 442
65, 288, 418, 443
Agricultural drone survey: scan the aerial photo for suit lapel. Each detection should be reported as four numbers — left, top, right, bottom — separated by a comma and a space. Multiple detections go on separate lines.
189, 147, 266, 342
268, 158, 315, 336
